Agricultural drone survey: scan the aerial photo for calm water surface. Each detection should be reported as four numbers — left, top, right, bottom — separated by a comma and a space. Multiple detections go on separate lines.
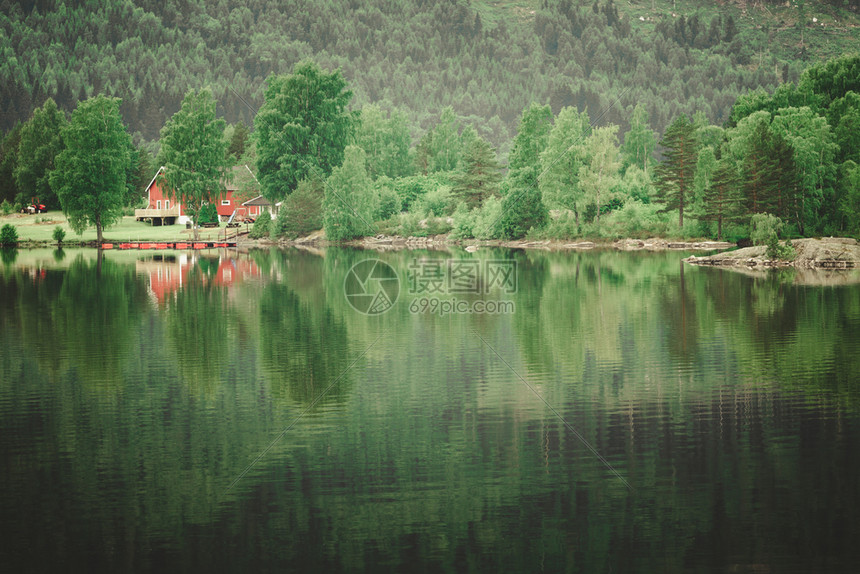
1, 247, 859, 573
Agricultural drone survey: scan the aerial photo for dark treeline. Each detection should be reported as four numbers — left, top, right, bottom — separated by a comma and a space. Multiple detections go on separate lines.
1, 1, 858, 244
0, 0, 826, 146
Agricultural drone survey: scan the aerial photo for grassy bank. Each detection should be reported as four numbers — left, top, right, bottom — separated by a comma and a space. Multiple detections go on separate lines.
1, 212, 249, 244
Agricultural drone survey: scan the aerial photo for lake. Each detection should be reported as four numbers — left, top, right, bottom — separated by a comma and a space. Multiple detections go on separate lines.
1, 246, 859, 573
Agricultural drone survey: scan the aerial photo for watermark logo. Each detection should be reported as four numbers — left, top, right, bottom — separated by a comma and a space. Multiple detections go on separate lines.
407, 259, 517, 294
344, 259, 400, 315
408, 297, 516, 317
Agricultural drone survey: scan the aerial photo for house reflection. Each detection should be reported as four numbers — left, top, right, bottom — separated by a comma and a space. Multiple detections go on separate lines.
136, 251, 263, 305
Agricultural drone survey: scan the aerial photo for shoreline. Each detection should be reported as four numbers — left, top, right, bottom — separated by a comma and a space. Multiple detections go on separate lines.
270, 233, 737, 252
685, 238, 860, 269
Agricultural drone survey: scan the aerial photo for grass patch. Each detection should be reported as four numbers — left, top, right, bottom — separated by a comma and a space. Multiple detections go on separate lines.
1, 212, 239, 243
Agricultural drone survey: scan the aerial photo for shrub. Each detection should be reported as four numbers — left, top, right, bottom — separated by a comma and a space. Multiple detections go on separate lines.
424, 217, 453, 236
534, 212, 580, 240
449, 202, 476, 239
472, 196, 503, 239
53, 226, 66, 243
374, 178, 402, 221
197, 203, 219, 225
412, 184, 452, 217
598, 200, 662, 239
750, 213, 795, 260
248, 214, 270, 239
0, 224, 18, 245
273, 178, 324, 239
394, 175, 437, 211
750, 213, 782, 246
395, 211, 425, 237
0, 199, 13, 215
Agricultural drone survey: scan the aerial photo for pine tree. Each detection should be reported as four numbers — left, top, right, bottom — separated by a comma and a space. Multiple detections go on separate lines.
496, 103, 554, 239
701, 159, 743, 241
451, 136, 502, 209
498, 167, 549, 239
654, 114, 698, 228
227, 121, 249, 160
741, 120, 780, 217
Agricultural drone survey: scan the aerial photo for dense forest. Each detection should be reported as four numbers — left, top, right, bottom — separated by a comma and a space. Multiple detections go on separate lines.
1, 0, 859, 243
2, 0, 858, 143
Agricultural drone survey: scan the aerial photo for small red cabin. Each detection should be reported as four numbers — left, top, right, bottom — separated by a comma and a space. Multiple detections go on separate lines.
135, 165, 263, 225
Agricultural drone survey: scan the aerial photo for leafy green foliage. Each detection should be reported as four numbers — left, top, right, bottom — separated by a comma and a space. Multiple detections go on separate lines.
0, 123, 23, 205
323, 146, 375, 241
620, 103, 655, 174
50, 95, 134, 243
497, 103, 553, 239
412, 184, 453, 218
248, 213, 270, 239
157, 88, 230, 239
372, 178, 402, 221
394, 175, 444, 212
770, 106, 838, 234
356, 105, 414, 180
255, 61, 354, 201
499, 167, 549, 239
539, 106, 591, 224
427, 107, 462, 173
197, 203, 219, 225
751, 213, 795, 260
15, 98, 67, 210
578, 125, 622, 227
52, 226, 66, 244
0, 223, 18, 245
507, 103, 553, 173
272, 177, 324, 239
451, 195, 505, 240
0, 0, 854, 153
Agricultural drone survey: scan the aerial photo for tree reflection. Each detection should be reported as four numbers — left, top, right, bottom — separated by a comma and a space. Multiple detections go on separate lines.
258, 280, 352, 407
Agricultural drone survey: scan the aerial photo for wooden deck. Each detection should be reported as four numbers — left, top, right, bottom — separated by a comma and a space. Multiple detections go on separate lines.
100, 242, 236, 250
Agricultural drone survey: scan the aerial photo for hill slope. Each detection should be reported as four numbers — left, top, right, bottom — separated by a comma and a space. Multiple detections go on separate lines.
0, 0, 857, 147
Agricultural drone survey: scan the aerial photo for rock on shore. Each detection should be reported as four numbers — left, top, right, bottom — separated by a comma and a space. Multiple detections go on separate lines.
685, 238, 860, 269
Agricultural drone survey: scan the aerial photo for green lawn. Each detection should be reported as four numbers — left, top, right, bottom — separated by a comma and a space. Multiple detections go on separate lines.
1, 211, 248, 244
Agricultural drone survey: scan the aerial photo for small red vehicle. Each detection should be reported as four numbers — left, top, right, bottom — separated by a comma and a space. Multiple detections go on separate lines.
23, 203, 47, 214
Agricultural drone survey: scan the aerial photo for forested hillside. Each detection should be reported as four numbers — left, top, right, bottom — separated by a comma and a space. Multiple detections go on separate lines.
2, 0, 858, 147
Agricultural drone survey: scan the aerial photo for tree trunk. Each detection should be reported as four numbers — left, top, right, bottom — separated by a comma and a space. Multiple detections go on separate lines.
96, 214, 103, 244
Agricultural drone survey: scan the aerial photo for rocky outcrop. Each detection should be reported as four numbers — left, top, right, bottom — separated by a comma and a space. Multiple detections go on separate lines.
685, 238, 860, 269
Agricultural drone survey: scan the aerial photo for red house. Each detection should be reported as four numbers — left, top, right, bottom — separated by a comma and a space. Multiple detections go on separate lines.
135, 165, 265, 225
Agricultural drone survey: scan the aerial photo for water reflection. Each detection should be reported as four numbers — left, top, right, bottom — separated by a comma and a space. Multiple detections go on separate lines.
0, 247, 859, 572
